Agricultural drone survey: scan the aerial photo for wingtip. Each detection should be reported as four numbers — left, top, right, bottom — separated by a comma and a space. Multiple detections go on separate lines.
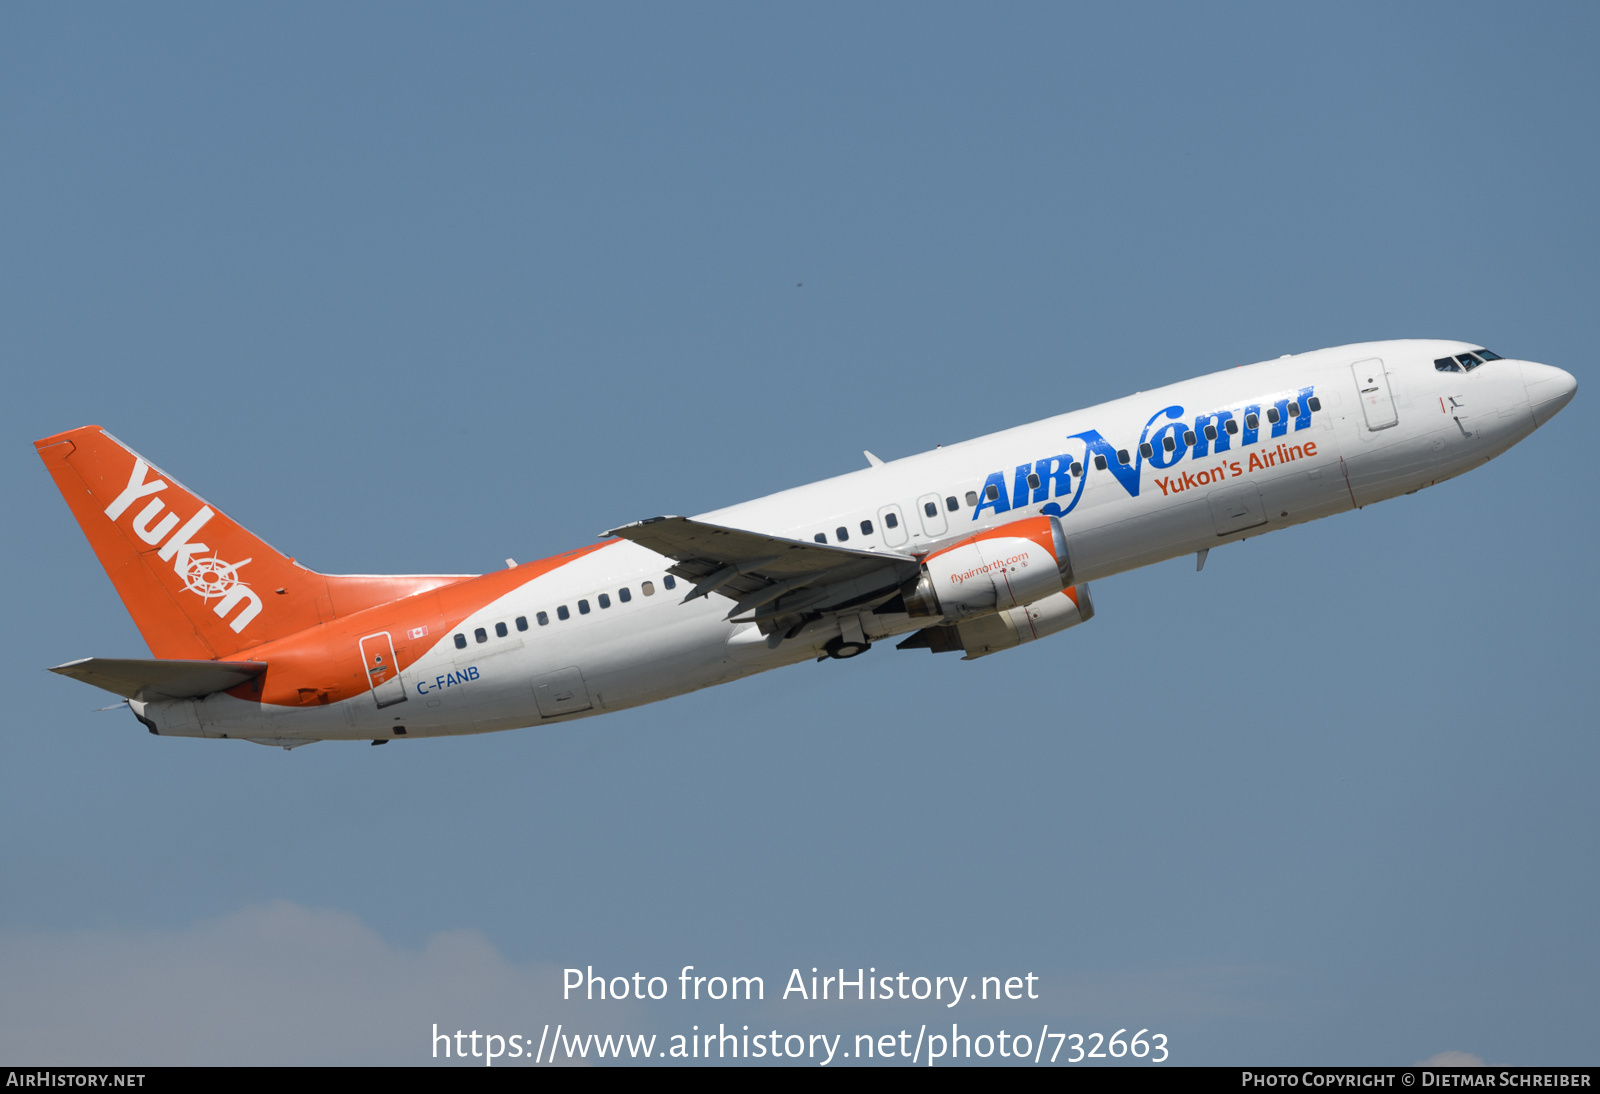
600, 515, 679, 538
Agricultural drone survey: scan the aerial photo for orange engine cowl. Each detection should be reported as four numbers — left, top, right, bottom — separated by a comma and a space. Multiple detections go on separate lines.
902, 514, 1074, 620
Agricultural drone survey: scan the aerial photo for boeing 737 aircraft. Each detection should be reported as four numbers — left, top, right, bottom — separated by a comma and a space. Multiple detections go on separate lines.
37, 340, 1576, 749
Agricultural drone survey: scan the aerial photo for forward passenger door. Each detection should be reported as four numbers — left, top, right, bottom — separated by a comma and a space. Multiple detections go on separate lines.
1352, 359, 1398, 432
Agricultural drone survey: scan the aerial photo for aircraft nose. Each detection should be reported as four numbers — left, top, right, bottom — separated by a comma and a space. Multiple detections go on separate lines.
1521, 361, 1578, 426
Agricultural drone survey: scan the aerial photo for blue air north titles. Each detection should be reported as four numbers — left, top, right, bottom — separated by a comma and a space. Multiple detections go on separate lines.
972, 385, 1321, 521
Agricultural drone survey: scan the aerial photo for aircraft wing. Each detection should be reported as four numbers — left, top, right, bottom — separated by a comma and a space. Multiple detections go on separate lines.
49, 657, 267, 701
602, 516, 920, 623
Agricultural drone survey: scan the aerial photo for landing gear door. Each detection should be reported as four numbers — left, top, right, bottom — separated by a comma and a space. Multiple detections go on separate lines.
359, 632, 408, 708
1352, 359, 1398, 432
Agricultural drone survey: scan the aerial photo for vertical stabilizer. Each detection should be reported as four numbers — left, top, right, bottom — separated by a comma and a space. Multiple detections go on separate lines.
35, 426, 468, 660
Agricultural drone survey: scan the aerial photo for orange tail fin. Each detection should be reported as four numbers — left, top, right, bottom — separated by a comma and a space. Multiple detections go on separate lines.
36, 426, 470, 660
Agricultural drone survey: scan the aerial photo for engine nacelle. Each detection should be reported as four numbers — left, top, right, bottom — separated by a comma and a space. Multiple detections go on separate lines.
953, 584, 1094, 659
902, 514, 1074, 620
898, 584, 1095, 659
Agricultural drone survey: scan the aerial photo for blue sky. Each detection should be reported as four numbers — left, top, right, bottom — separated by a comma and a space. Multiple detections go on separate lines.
2, 2, 1595, 1065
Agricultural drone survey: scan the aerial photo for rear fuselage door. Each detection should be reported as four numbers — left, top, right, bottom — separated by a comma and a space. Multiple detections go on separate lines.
359, 631, 408, 708
1352, 359, 1399, 431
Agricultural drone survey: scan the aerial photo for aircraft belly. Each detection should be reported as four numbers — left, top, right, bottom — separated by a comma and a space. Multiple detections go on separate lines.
1343, 425, 1460, 505
1066, 494, 1214, 583
575, 615, 748, 712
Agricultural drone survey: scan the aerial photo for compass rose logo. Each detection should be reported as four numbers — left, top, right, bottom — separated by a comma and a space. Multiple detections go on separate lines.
181, 555, 252, 600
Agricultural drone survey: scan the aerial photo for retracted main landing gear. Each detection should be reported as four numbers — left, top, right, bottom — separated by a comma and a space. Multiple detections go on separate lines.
820, 613, 873, 659
822, 635, 871, 659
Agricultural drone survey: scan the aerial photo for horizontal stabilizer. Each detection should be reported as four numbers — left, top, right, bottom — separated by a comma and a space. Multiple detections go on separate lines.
49, 657, 266, 700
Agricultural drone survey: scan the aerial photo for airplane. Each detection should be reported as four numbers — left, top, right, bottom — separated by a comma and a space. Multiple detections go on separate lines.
36, 339, 1576, 750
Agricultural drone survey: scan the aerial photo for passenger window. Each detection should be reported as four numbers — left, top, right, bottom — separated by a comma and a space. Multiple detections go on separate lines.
1139, 442, 1154, 458
474, 627, 488, 643
814, 533, 827, 543
1204, 425, 1217, 441
1435, 357, 1462, 372
516, 616, 528, 631
494, 622, 508, 637
578, 599, 591, 614
1094, 455, 1108, 470
663, 575, 676, 590
598, 593, 611, 609
1162, 436, 1176, 452
1286, 401, 1299, 417
618, 587, 631, 603
1266, 407, 1280, 424
557, 605, 570, 620
965, 490, 978, 507
1245, 413, 1259, 429
884, 512, 899, 529
1308, 396, 1322, 411
860, 519, 873, 535
641, 581, 655, 596
1225, 419, 1239, 435
836, 526, 849, 541
1025, 473, 1040, 491
536, 611, 549, 626
945, 496, 958, 512
983, 485, 999, 502
453, 633, 467, 649
1117, 449, 1131, 465
924, 501, 938, 517
1070, 462, 1083, 477
1182, 430, 1195, 446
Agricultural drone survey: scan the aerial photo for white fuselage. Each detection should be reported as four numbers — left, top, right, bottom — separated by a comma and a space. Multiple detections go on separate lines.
157, 339, 1574, 744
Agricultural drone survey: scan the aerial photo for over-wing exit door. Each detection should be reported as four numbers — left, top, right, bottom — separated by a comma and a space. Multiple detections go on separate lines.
359, 632, 408, 708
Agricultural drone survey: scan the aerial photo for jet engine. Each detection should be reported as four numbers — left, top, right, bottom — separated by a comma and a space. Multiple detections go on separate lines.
901, 514, 1074, 620
897, 584, 1095, 659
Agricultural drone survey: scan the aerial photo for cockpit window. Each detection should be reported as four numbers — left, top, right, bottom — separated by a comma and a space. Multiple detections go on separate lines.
1438, 348, 1503, 372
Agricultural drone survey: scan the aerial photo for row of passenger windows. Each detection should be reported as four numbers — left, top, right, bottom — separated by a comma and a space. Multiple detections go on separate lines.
1129, 398, 1321, 458
813, 495, 973, 543
451, 575, 679, 648
808, 397, 1327, 542
1435, 349, 1501, 373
